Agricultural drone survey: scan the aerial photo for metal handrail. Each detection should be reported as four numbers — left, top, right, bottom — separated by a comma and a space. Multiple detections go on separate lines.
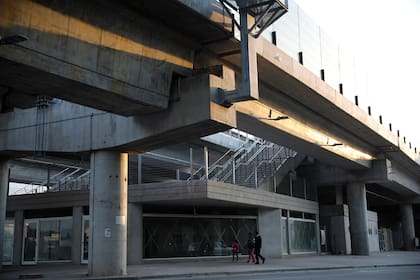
218, 142, 275, 183
243, 147, 290, 184
208, 139, 260, 181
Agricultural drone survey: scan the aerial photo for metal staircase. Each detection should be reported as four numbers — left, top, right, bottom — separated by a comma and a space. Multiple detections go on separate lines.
191, 137, 297, 189
219, 141, 296, 188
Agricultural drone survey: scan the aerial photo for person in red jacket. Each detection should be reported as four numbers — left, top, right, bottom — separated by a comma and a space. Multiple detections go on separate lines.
247, 232, 256, 263
232, 239, 240, 262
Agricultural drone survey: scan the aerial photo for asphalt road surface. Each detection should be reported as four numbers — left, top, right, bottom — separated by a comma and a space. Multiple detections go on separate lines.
165, 266, 420, 280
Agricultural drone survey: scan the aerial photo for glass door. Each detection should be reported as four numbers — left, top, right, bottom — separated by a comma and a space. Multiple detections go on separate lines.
22, 220, 38, 264
2, 220, 14, 265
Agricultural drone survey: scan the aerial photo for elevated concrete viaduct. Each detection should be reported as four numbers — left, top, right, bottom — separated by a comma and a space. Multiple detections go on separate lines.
0, 0, 419, 276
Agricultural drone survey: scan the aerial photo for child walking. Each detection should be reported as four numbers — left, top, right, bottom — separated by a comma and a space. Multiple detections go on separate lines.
232, 239, 239, 262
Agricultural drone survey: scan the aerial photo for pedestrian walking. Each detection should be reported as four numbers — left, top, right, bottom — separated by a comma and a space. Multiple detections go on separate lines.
232, 239, 239, 262
247, 232, 256, 263
254, 231, 265, 264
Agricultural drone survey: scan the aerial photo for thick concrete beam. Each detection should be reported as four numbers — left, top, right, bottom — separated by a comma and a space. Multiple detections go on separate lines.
300, 160, 420, 197
6, 190, 89, 211
0, 74, 236, 153
235, 101, 373, 170
0, 0, 194, 115
129, 180, 319, 214
88, 151, 128, 276
346, 182, 370, 255
388, 161, 420, 195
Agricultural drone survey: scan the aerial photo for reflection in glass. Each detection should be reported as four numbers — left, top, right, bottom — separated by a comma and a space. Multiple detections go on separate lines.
143, 217, 256, 258
290, 219, 317, 253
82, 218, 89, 263
23, 222, 37, 262
38, 219, 72, 261
3, 221, 14, 264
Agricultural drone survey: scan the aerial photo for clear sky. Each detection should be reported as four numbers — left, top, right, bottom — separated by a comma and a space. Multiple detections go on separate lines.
294, 0, 420, 150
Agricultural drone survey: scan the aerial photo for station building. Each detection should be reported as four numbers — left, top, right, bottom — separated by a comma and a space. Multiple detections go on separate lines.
0, 0, 418, 275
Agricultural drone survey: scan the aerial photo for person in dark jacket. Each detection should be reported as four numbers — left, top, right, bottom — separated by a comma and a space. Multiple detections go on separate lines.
254, 231, 265, 264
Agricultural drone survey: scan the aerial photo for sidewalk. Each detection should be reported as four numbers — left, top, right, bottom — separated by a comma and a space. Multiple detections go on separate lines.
1, 251, 420, 280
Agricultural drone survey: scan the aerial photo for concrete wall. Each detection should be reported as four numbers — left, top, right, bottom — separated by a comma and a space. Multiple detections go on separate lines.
128, 180, 319, 214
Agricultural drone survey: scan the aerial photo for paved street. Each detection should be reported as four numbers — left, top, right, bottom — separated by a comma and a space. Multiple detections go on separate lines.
168, 266, 420, 280
1, 251, 420, 280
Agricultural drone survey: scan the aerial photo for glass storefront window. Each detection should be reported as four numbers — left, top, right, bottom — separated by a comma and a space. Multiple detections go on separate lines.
38, 218, 72, 261
143, 216, 256, 258
290, 218, 317, 253
23, 221, 38, 264
3, 221, 14, 264
23, 217, 72, 263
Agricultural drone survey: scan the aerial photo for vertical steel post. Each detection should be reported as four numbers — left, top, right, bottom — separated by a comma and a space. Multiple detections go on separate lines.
204, 146, 209, 180
189, 147, 193, 178
232, 160, 236, 184
255, 167, 258, 189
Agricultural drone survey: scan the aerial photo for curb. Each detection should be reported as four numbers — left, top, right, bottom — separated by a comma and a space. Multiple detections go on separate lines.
86, 263, 420, 280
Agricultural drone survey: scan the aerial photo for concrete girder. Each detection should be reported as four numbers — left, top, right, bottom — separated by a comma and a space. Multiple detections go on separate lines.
299, 159, 420, 197
234, 100, 373, 170
254, 38, 399, 151
0, 74, 236, 154
0, 0, 195, 116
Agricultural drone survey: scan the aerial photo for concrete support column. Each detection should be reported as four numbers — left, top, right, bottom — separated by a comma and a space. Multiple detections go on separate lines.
400, 204, 415, 251
127, 203, 143, 264
258, 208, 283, 257
0, 159, 8, 267
72, 206, 83, 264
346, 182, 370, 255
12, 210, 24, 265
88, 151, 128, 276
